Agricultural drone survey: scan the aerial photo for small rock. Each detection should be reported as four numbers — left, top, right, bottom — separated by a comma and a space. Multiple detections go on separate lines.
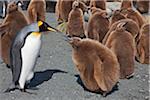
135, 75, 140, 78
145, 96, 149, 100
142, 79, 146, 82
45, 97, 49, 100
12, 97, 15, 100
139, 89, 145, 93
49, 55, 53, 58
145, 75, 148, 78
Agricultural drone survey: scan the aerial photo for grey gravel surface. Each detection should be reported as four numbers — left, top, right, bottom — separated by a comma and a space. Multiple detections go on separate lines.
0, 13, 149, 100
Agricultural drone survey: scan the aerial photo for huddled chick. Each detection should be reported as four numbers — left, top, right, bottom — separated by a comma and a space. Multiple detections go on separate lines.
67, 37, 120, 96
87, 7, 109, 42
105, 23, 136, 79
136, 24, 150, 64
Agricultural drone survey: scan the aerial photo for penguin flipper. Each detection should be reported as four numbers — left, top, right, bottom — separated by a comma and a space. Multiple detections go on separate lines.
10, 39, 25, 85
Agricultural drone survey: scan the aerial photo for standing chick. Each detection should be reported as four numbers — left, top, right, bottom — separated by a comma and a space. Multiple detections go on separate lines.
90, 0, 106, 10
68, 37, 120, 96
66, 1, 86, 38
27, 0, 46, 24
109, 9, 126, 26
105, 23, 135, 79
120, 8, 146, 28
136, 24, 150, 64
87, 7, 109, 42
55, 0, 88, 23
103, 18, 140, 44
120, 0, 132, 9
136, 0, 149, 14
0, 2, 28, 67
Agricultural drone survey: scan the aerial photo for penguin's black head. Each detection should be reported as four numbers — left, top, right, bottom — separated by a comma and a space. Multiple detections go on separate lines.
38, 21, 58, 32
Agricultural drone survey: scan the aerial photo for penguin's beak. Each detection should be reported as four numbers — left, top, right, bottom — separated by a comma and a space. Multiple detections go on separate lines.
47, 27, 57, 32
64, 35, 71, 42
64, 36, 73, 43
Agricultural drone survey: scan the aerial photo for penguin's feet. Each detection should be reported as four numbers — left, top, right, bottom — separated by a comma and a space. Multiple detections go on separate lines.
126, 73, 134, 79
4, 83, 17, 93
20, 88, 37, 95
102, 91, 108, 97
0, 58, 3, 64
4, 88, 16, 93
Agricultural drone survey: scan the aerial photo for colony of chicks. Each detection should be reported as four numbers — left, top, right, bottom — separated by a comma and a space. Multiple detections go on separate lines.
55, 0, 149, 96
0, 0, 149, 97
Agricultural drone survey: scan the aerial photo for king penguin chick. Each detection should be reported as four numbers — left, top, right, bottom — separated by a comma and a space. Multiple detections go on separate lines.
27, 0, 46, 24
67, 37, 120, 96
136, 24, 150, 64
5, 21, 58, 93
105, 23, 135, 79
0, 2, 28, 67
66, 0, 86, 38
120, 0, 132, 10
87, 7, 109, 42
90, 0, 106, 10
103, 18, 140, 45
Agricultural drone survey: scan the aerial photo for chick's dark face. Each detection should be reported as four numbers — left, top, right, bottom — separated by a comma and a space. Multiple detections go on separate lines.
38, 21, 57, 32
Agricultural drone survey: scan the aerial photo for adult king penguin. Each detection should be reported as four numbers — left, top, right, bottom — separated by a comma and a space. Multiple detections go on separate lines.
5, 21, 58, 93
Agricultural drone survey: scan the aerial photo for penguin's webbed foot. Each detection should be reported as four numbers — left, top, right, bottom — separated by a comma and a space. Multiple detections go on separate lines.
4, 87, 17, 93
4, 83, 17, 93
20, 88, 37, 95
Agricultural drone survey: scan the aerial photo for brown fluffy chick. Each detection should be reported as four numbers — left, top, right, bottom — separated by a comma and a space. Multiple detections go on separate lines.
87, 7, 109, 42
105, 23, 135, 79
136, 24, 150, 64
0, 2, 28, 66
103, 18, 140, 44
55, 0, 88, 23
68, 37, 120, 96
120, 0, 132, 9
90, 0, 106, 10
109, 9, 126, 26
27, 0, 46, 24
120, 8, 146, 28
66, 0, 86, 38
136, 0, 149, 14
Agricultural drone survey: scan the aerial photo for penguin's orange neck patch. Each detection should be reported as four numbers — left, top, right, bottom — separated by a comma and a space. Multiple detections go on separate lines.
32, 32, 41, 37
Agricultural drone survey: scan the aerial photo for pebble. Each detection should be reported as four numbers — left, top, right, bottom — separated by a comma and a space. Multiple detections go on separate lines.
142, 79, 146, 82
145, 96, 149, 100
45, 97, 49, 100
139, 89, 145, 93
135, 75, 140, 78
145, 75, 148, 78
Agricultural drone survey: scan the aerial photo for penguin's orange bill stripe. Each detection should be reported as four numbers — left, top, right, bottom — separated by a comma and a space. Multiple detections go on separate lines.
47, 27, 57, 32
38, 21, 43, 27
32, 32, 41, 36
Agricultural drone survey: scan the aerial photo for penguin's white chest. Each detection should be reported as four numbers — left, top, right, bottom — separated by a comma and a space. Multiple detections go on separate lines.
19, 33, 41, 88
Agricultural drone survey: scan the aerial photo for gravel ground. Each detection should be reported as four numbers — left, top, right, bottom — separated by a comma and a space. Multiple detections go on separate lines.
0, 9, 149, 100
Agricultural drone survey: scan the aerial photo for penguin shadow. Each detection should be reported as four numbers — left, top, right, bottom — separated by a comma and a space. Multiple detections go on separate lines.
74, 74, 119, 97
29, 69, 67, 88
